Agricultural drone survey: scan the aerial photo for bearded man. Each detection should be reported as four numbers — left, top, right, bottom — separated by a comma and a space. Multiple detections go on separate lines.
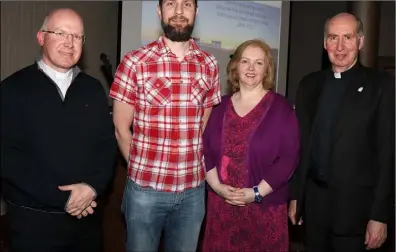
109, 0, 221, 251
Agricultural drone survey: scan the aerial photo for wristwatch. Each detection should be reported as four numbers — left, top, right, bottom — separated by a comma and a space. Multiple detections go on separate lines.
253, 186, 263, 203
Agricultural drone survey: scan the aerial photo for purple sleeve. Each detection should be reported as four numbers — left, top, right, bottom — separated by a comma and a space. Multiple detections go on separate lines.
262, 109, 300, 191
203, 109, 218, 172
203, 95, 229, 173
203, 130, 216, 172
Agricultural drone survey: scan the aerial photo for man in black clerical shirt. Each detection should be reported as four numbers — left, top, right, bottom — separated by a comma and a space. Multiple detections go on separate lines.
288, 13, 394, 252
1, 8, 116, 252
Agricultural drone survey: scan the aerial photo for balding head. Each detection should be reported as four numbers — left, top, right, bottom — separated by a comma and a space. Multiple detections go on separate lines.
324, 13, 363, 40
323, 12, 364, 73
37, 8, 85, 73
41, 8, 84, 35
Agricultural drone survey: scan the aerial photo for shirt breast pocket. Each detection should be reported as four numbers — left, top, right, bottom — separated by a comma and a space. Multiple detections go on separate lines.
190, 76, 211, 106
144, 76, 172, 106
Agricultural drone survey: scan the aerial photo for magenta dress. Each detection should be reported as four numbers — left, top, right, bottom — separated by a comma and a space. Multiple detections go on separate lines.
202, 96, 289, 252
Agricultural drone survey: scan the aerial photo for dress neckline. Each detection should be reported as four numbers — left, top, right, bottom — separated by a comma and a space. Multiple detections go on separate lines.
230, 91, 271, 118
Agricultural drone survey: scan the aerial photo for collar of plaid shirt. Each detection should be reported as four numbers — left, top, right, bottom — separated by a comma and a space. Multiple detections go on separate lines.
157, 35, 205, 61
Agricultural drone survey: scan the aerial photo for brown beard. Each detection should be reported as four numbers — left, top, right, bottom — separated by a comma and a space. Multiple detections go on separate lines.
161, 17, 195, 42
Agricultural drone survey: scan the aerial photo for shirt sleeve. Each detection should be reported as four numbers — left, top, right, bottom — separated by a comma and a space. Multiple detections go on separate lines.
203, 63, 221, 108
109, 53, 137, 106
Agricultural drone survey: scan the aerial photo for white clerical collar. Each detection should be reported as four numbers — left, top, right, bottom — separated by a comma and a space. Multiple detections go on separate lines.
38, 60, 73, 80
334, 72, 341, 79
333, 61, 357, 79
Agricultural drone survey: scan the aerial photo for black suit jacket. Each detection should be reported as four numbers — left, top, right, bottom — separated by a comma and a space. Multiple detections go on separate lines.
290, 64, 395, 234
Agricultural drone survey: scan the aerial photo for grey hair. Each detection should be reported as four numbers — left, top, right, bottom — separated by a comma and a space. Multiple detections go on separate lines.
40, 16, 49, 30
324, 14, 364, 40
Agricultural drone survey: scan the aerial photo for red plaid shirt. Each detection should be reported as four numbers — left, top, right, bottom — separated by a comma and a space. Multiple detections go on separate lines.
110, 36, 221, 192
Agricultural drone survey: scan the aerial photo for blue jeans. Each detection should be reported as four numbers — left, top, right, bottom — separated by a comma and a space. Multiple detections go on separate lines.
122, 179, 205, 252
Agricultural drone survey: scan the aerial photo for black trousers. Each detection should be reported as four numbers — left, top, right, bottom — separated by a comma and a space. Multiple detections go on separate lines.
8, 203, 103, 252
303, 179, 385, 252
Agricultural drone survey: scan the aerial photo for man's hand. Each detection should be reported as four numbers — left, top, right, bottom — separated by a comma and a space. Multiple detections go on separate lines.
365, 220, 387, 250
77, 201, 98, 219
288, 200, 303, 225
59, 183, 96, 216
212, 183, 245, 206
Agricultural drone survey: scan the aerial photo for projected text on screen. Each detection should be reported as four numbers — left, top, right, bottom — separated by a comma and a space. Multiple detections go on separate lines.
140, 0, 282, 94
142, 1, 280, 49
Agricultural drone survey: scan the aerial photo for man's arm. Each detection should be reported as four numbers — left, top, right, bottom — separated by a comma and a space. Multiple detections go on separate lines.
62, 82, 117, 216
1, 82, 70, 210
288, 77, 311, 225
369, 73, 395, 223
83, 85, 117, 196
108, 53, 137, 162
364, 72, 395, 250
202, 108, 212, 131
289, 79, 309, 201
113, 101, 135, 162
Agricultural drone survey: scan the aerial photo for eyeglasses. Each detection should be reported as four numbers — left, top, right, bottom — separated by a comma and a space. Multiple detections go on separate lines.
41, 30, 86, 44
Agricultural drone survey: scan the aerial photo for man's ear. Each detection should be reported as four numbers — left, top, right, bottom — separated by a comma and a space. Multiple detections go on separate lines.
358, 35, 364, 50
37, 31, 44, 46
157, 4, 162, 20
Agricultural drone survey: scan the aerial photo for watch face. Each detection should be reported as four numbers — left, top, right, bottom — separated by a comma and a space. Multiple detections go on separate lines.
255, 195, 262, 203
253, 186, 262, 203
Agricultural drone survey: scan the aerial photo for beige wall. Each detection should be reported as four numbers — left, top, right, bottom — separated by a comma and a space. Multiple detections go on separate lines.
1, 1, 119, 98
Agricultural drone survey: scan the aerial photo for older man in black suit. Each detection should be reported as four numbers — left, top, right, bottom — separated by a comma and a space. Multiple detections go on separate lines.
288, 13, 394, 252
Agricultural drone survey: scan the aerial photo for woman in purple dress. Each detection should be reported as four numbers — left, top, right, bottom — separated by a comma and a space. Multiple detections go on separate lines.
202, 39, 300, 252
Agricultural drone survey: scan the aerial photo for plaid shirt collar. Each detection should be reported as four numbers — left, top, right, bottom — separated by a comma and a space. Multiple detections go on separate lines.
156, 35, 205, 62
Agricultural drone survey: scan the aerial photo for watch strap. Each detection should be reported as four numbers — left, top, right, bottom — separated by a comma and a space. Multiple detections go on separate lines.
253, 185, 262, 203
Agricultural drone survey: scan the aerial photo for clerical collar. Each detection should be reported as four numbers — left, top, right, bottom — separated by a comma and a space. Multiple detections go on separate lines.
331, 62, 360, 80
38, 59, 73, 80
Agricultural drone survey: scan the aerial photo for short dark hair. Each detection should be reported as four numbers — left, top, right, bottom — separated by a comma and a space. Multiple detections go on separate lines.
159, 0, 198, 8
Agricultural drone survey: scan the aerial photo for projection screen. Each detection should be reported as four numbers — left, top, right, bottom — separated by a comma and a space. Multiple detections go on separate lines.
119, 1, 290, 95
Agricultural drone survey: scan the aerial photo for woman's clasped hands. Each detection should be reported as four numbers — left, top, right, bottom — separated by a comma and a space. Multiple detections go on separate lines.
212, 183, 255, 206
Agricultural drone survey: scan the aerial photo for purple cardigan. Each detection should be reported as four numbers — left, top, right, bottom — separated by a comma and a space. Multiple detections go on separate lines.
203, 92, 300, 207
